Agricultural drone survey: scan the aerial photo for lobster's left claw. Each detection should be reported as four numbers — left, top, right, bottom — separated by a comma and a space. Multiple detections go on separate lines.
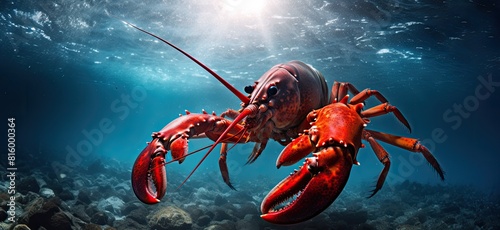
261, 146, 353, 224
131, 138, 167, 204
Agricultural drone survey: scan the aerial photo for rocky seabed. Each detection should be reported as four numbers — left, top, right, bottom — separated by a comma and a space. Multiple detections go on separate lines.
1, 159, 499, 230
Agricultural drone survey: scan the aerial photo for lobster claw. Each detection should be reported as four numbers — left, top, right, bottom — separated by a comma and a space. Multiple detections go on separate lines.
131, 138, 167, 204
261, 144, 354, 224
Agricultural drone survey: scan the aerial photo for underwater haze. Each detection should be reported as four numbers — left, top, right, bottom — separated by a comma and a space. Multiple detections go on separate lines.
1, 0, 500, 229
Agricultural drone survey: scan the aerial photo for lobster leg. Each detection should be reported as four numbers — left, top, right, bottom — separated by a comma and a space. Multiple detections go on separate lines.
330, 81, 362, 103
246, 120, 273, 164
331, 82, 411, 132
219, 143, 236, 190
330, 82, 348, 103
349, 88, 388, 105
365, 129, 445, 180
362, 130, 391, 197
361, 102, 411, 132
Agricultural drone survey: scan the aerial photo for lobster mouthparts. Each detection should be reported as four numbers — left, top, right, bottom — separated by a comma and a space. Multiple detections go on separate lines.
261, 146, 353, 224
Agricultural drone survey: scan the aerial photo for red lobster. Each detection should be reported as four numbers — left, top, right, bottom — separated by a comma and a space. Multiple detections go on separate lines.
260, 88, 445, 224
126, 21, 444, 224
127, 21, 330, 203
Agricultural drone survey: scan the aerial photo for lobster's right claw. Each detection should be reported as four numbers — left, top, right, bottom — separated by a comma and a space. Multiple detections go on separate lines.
131, 138, 167, 204
261, 144, 354, 224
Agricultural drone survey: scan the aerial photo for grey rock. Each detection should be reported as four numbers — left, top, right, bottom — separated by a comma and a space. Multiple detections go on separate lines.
39, 188, 55, 198
148, 206, 193, 230
97, 196, 124, 216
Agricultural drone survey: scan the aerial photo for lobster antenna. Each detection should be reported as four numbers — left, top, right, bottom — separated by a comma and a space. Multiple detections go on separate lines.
159, 144, 212, 166
121, 20, 250, 104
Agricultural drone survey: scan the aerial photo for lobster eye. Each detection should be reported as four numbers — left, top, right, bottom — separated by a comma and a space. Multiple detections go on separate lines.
244, 85, 254, 94
267, 86, 278, 96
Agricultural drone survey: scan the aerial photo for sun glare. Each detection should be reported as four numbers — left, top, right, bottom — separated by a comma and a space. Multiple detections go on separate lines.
223, 0, 267, 15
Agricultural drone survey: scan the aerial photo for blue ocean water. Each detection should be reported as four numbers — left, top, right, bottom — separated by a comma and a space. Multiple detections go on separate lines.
1, 0, 500, 228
